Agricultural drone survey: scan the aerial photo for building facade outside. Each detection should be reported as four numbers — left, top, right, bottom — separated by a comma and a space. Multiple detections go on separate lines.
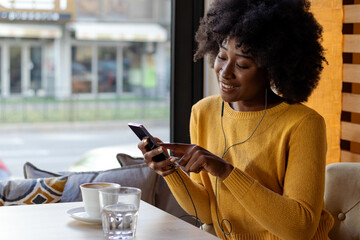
0, 0, 171, 100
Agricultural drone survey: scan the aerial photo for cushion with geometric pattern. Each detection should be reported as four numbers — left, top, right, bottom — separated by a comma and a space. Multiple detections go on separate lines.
0, 176, 68, 206
23, 161, 157, 203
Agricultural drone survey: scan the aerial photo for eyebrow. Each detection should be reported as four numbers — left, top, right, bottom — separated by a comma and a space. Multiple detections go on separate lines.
220, 45, 253, 60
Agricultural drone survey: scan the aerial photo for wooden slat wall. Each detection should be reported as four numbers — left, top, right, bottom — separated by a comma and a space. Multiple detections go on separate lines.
344, 4, 360, 23
342, 121, 360, 142
342, 1, 360, 162
344, 35, 360, 52
342, 93, 360, 113
343, 64, 360, 83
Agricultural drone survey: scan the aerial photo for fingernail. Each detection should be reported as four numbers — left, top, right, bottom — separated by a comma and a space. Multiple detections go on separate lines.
158, 147, 163, 152
170, 157, 176, 162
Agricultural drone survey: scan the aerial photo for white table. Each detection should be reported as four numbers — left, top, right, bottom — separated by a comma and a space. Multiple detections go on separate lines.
0, 201, 219, 240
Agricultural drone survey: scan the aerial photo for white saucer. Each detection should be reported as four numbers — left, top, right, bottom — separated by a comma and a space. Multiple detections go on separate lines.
67, 207, 102, 224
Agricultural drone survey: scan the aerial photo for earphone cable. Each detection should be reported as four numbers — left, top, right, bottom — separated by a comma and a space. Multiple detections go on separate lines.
175, 170, 203, 228
221, 102, 227, 157
221, 89, 268, 158
215, 88, 268, 239
174, 89, 268, 238
215, 176, 232, 239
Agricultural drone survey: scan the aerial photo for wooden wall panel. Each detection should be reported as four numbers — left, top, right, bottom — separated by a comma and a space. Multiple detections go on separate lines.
343, 63, 360, 83
344, 4, 360, 23
341, 121, 360, 142
342, 93, 360, 113
344, 35, 360, 53
341, 150, 360, 162
341, 1, 360, 162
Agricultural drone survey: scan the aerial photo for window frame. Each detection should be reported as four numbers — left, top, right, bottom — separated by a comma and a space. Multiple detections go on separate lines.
171, 0, 204, 143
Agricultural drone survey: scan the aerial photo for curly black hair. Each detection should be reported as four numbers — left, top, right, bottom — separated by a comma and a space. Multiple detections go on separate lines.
194, 0, 326, 103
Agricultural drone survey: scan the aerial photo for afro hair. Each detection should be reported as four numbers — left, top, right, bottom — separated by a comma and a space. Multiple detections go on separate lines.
194, 0, 326, 103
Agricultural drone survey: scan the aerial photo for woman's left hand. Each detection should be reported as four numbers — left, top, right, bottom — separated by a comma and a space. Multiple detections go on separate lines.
160, 143, 234, 180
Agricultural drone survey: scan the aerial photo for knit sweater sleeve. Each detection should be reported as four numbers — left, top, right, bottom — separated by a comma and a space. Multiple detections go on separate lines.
164, 169, 213, 223
223, 114, 328, 240
163, 105, 213, 223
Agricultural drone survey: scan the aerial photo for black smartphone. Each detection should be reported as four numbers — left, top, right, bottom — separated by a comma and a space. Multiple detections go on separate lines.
128, 123, 168, 162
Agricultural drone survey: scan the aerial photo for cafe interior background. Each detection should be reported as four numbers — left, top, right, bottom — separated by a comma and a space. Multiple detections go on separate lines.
0, 0, 359, 179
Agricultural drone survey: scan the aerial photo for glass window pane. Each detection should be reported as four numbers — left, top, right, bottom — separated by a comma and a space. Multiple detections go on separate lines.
71, 46, 92, 94
76, 0, 100, 19
0, 48, 1, 95
104, 0, 129, 21
126, 0, 153, 19
10, 46, 21, 94
98, 47, 116, 93
123, 43, 142, 94
30, 47, 42, 94
0, 0, 172, 178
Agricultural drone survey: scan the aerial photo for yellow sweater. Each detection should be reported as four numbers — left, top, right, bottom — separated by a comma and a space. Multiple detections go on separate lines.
165, 95, 334, 240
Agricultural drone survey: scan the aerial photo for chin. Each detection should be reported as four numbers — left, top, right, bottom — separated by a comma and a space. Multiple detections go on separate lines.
220, 93, 238, 103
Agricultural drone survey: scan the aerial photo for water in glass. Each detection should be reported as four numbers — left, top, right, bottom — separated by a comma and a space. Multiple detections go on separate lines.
102, 203, 138, 240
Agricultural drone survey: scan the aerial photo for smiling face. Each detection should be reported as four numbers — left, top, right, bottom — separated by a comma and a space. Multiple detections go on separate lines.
214, 38, 269, 111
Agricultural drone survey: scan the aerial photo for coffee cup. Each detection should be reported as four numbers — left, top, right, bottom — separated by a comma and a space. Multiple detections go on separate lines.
80, 182, 120, 218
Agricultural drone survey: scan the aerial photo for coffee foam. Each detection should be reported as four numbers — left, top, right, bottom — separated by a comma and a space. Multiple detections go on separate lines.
82, 183, 117, 189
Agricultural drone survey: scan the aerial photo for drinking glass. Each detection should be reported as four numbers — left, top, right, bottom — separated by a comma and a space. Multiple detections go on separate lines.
99, 187, 142, 240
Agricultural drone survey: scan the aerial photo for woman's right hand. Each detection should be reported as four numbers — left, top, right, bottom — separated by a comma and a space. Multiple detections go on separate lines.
137, 138, 179, 177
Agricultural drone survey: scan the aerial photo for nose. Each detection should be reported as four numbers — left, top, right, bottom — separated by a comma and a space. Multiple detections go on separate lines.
219, 62, 235, 79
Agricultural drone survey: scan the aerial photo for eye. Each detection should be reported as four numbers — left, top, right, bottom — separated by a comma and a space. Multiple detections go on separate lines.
217, 52, 227, 60
236, 64, 249, 69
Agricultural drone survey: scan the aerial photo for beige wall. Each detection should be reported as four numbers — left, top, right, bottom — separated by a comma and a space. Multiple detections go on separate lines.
306, 0, 343, 164
203, 0, 219, 97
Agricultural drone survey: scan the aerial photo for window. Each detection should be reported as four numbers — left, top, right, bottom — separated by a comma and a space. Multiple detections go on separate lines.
71, 45, 92, 94
98, 47, 117, 93
30, 47, 43, 93
10, 46, 22, 94
0, 0, 204, 178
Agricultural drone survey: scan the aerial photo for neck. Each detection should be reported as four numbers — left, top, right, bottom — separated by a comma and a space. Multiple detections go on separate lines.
230, 90, 282, 112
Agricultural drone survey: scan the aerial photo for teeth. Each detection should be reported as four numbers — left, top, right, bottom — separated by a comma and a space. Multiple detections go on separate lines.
222, 82, 236, 89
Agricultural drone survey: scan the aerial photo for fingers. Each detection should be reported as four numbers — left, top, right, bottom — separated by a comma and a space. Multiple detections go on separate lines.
172, 145, 212, 174
187, 155, 206, 173
138, 138, 150, 155
143, 146, 166, 163
151, 157, 179, 176
153, 137, 163, 144
141, 144, 175, 171
159, 143, 203, 173
159, 143, 194, 157
149, 157, 179, 177
179, 146, 204, 172
137, 138, 179, 177
177, 145, 197, 167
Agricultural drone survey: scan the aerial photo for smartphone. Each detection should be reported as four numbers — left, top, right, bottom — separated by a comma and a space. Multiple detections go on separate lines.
128, 123, 168, 162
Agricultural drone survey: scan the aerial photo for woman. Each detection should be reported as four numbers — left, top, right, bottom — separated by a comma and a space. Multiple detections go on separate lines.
138, 0, 334, 239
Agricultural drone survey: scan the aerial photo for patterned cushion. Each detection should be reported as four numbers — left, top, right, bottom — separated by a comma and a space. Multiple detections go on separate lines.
23, 162, 158, 204
0, 176, 68, 206
23, 161, 190, 225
